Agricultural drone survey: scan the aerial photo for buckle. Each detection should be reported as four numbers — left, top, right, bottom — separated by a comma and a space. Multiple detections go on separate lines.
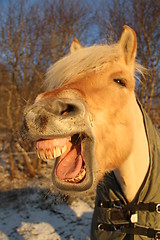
130, 213, 138, 223
156, 204, 160, 213
108, 208, 130, 225
97, 223, 127, 232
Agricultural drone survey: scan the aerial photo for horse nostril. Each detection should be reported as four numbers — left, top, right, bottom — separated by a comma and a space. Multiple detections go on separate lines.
54, 99, 84, 117
60, 104, 75, 116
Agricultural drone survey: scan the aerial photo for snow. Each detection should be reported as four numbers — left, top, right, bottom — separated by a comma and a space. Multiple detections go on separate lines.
0, 188, 94, 240
0, 149, 95, 240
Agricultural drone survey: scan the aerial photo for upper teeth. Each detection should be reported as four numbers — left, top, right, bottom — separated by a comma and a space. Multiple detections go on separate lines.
37, 145, 66, 161
62, 145, 67, 154
46, 149, 53, 159
53, 146, 61, 158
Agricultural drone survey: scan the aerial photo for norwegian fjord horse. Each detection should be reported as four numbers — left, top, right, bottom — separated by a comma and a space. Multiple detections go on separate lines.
23, 26, 160, 239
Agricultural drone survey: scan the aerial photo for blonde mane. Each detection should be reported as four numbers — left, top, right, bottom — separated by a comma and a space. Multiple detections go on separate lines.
45, 43, 143, 90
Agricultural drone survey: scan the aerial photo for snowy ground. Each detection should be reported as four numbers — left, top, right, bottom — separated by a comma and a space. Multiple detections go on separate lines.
0, 150, 94, 240
0, 187, 94, 240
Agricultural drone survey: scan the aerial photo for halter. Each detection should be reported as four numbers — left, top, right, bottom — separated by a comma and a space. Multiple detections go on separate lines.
97, 200, 160, 239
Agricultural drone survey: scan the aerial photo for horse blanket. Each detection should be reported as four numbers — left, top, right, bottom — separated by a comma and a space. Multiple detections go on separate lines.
91, 102, 160, 240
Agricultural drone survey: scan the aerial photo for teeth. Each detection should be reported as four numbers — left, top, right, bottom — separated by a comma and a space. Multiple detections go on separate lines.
37, 143, 68, 161
65, 168, 86, 183
53, 146, 61, 158
46, 149, 53, 159
39, 150, 46, 161
62, 145, 67, 154
36, 150, 40, 159
75, 168, 86, 182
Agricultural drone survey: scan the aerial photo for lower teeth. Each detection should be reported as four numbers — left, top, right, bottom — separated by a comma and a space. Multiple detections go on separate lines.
65, 168, 86, 183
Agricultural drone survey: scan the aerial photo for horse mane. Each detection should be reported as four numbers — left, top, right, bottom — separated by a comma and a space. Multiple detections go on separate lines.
45, 43, 144, 90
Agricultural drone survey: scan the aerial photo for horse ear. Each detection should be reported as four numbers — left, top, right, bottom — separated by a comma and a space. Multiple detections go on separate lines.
119, 25, 137, 65
70, 39, 83, 53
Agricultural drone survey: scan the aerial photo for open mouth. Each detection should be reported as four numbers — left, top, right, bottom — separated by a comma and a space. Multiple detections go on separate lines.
36, 134, 86, 184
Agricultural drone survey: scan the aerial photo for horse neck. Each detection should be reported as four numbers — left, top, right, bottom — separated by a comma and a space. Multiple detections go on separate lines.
114, 98, 149, 202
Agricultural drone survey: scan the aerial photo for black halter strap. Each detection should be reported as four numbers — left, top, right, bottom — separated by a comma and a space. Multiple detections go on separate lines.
97, 201, 160, 239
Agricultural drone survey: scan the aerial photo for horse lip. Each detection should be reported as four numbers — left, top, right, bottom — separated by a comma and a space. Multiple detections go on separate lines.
51, 133, 95, 192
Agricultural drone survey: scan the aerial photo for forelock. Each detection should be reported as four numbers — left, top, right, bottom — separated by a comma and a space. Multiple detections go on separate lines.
45, 44, 124, 90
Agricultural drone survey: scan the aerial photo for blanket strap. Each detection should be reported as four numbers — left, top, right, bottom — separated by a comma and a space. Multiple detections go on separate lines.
98, 201, 160, 213
97, 223, 160, 239
97, 201, 160, 239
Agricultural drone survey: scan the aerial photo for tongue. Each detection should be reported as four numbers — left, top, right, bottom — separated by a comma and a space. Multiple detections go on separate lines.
56, 148, 83, 180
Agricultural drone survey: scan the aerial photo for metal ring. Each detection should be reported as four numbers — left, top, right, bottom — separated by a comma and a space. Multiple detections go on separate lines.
154, 231, 160, 239
156, 204, 160, 213
98, 224, 104, 231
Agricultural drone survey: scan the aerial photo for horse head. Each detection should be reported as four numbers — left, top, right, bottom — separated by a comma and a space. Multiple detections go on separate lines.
24, 26, 141, 194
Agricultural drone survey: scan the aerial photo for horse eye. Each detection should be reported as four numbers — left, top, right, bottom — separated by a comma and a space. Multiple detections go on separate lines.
114, 79, 126, 87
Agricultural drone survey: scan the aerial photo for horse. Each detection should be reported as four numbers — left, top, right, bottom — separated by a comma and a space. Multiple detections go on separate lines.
23, 26, 160, 239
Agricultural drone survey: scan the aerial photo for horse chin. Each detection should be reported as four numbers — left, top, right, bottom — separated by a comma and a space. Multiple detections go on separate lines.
36, 133, 96, 194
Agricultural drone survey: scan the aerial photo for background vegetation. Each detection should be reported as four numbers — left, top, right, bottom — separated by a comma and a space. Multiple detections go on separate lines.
0, 0, 159, 178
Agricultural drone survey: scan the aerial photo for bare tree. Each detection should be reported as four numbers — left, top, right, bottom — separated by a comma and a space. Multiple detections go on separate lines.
95, 0, 160, 128
0, 0, 96, 177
